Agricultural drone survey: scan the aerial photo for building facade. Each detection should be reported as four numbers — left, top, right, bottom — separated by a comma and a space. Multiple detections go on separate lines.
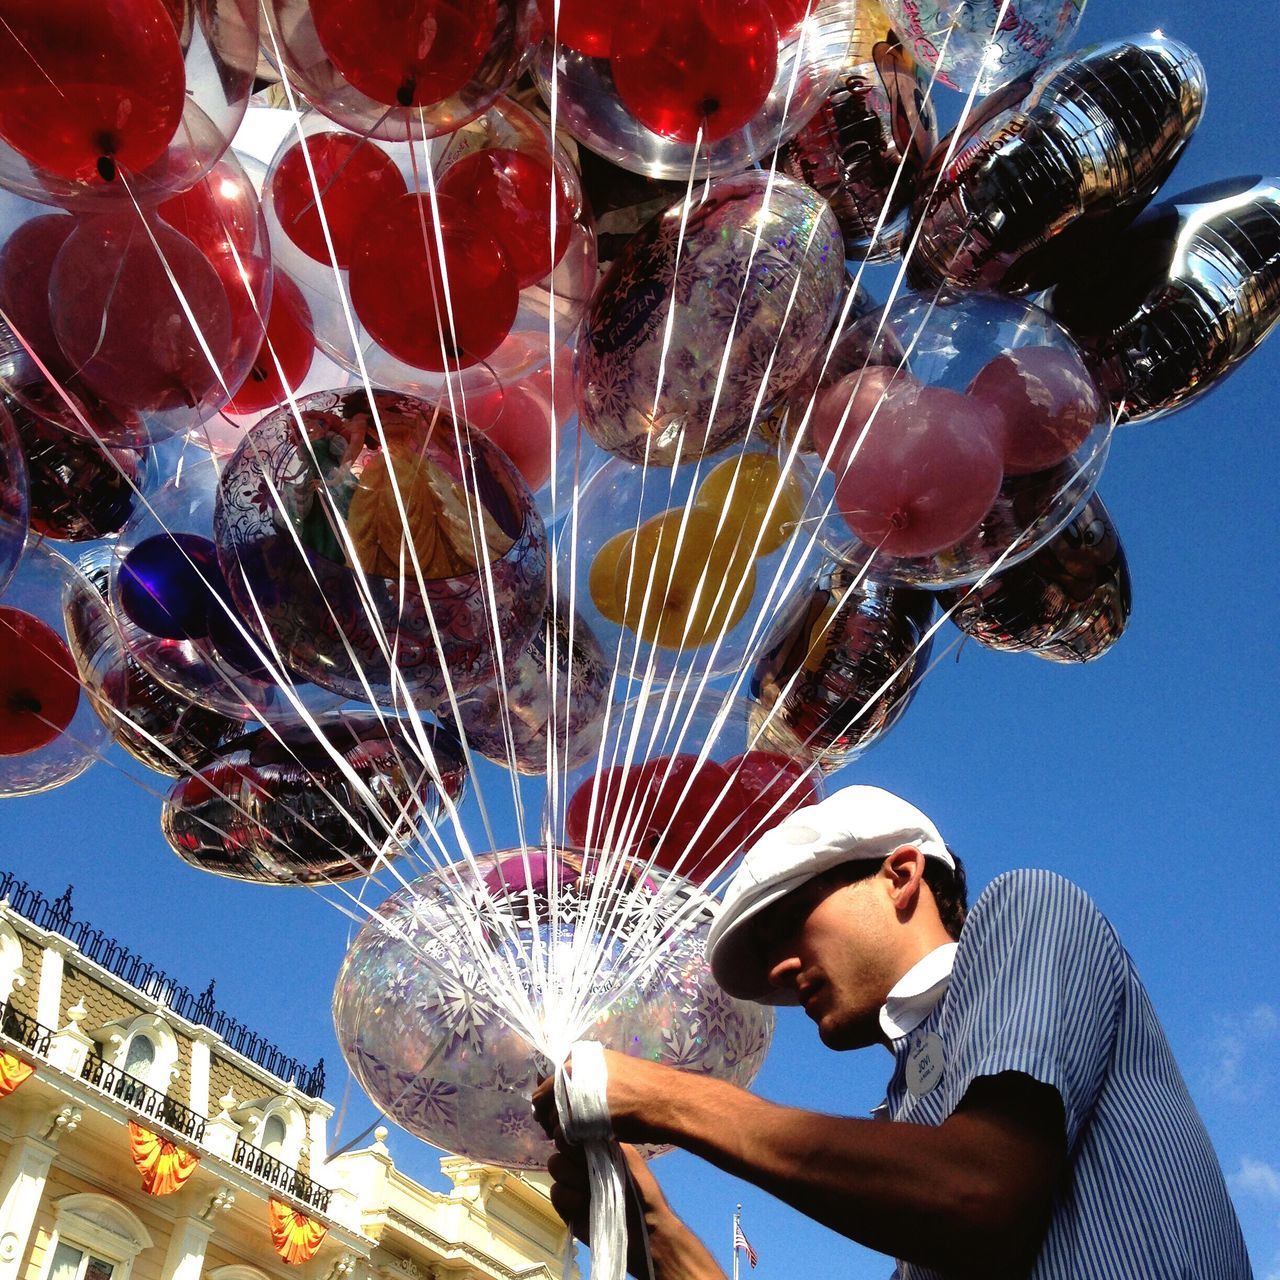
0, 878, 571, 1280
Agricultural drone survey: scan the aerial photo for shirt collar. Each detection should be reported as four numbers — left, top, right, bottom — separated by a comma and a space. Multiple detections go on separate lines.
879, 943, 958, 1042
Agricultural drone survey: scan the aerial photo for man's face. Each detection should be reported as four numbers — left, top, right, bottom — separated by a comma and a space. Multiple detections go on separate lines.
754, 866, 899, 1051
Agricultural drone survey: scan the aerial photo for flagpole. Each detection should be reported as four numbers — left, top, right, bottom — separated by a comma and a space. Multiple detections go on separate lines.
732, 1205, 741, 1280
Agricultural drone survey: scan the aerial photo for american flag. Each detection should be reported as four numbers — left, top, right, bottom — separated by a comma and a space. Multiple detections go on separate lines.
733, 1216, 759, 1269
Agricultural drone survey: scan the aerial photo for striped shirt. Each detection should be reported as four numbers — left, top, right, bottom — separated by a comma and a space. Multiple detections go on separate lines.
880, 869, 1252, 1279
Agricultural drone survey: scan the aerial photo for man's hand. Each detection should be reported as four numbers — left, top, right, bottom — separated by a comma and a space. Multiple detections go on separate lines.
531, 1048, 688, 1146
534, 1062, 727, 1280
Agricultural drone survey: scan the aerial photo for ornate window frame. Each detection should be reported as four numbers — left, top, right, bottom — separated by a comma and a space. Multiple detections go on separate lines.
93, 1013, 180, 1093
0, 920, 30, 1006
40, 1193, 153, 1280
236, 1095, 307, 1165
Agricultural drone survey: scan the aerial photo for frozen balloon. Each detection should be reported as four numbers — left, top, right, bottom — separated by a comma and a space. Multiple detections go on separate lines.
577, 172, 844, 465
881, 0, 1086, 94
214, 389, 549, 704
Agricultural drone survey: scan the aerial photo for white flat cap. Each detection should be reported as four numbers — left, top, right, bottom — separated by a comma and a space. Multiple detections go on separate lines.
706, 784, 954, 1003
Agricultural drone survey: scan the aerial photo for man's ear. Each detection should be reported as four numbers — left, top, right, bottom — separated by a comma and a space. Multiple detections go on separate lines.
883, 844, 927, 913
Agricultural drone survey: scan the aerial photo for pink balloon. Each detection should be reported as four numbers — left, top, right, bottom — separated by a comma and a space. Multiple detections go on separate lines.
835, 384, 1004, 558
967, 345, 1100, 475
813, 364, 919, 471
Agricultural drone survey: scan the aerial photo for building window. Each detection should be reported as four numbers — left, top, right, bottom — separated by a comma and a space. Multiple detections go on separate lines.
260, 1114, 287, 1157
46, 1241, 115, 1280
122, 1034, 154, 1079
45, 1193, 152, 1280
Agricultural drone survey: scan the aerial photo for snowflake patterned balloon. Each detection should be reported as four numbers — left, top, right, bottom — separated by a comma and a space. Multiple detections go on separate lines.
332, 848, 773, 1168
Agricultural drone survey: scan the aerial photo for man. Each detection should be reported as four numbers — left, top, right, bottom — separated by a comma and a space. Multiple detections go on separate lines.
533, 784, 1253, 1278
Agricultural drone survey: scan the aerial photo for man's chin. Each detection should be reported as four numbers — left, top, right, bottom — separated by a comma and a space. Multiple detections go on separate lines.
815, 1015, 873, 1052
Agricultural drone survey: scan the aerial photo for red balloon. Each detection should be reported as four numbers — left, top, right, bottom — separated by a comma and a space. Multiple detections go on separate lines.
0, 0, 186, 185
467, 380, 558, 490
536, 0, 615, 56
812, 365, 919, 470
271, 133, 408, 269
50, 214, 232, 413
349, 195, 518, 372
766, 0, 811, 30
309, 0, 498, 108
436, 148, 573, 289
967, 345, 1100, 476
159, 160, 270, 380
726, 749, 818, 828
611, 0, 779, 144
834, 384, 1004, 558
566, 753, 753, 882
0, 606, 80, 756
225, 277, 316, 415
0, 214, 75, 379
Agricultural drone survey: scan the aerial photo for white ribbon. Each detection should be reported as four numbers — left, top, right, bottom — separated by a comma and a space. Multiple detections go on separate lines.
554, 1040, 632, 1280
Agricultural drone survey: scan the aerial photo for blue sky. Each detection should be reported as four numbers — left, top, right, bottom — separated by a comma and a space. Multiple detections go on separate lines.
2, 1, 1279, 1277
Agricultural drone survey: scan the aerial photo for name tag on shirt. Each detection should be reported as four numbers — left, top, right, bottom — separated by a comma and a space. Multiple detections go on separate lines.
906, 1032, 945, 1097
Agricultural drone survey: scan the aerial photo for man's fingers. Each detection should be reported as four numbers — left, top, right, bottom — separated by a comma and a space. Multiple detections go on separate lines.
548, 1183, 589, 1240
548, 1148, 589, 1189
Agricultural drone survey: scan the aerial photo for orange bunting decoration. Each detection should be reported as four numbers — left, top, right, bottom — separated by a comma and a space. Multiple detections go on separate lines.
0, 1053, 33, 1098
127, 1121, 199, 1196
268, 1198, 328, 1264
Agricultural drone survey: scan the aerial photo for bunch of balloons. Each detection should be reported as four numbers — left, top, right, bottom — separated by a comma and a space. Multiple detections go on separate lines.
0, 0, 1278, 1199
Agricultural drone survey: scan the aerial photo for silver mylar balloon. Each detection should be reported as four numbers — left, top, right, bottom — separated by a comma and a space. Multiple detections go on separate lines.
1047, 177, 1280, 424
333, 850, 773, 1169
438, 599, 610, 776
909, 34, 1206, 294
63, 548, 241, 777
576, 171, 846, 466
161, 714, 466, 885
938, 494, 1131, 663
775, 0, 937, 263
750, 565, 935, 770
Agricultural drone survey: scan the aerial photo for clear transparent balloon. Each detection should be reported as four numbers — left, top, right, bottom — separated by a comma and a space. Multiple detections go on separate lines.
262, 101, 595, 399
0, 543, 106, 796
566, 437, 821, 683
332, 850, 774, 1169
112, 448, 343, 721
878, 0, 1086, 94
64, 545, 243, 776
262, 0, 538, 139
213, 388, 549, 705
792, 290, 1110, 587
533, 0, 857, 179
0, 0, 259, 209
773, 0, 938, 263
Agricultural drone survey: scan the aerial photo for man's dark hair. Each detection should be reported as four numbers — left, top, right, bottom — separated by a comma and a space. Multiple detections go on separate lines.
826, 848, 968, 941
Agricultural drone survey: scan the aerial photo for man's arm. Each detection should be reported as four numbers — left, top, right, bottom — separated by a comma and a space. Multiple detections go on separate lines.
535, 1053, 1066, 1280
